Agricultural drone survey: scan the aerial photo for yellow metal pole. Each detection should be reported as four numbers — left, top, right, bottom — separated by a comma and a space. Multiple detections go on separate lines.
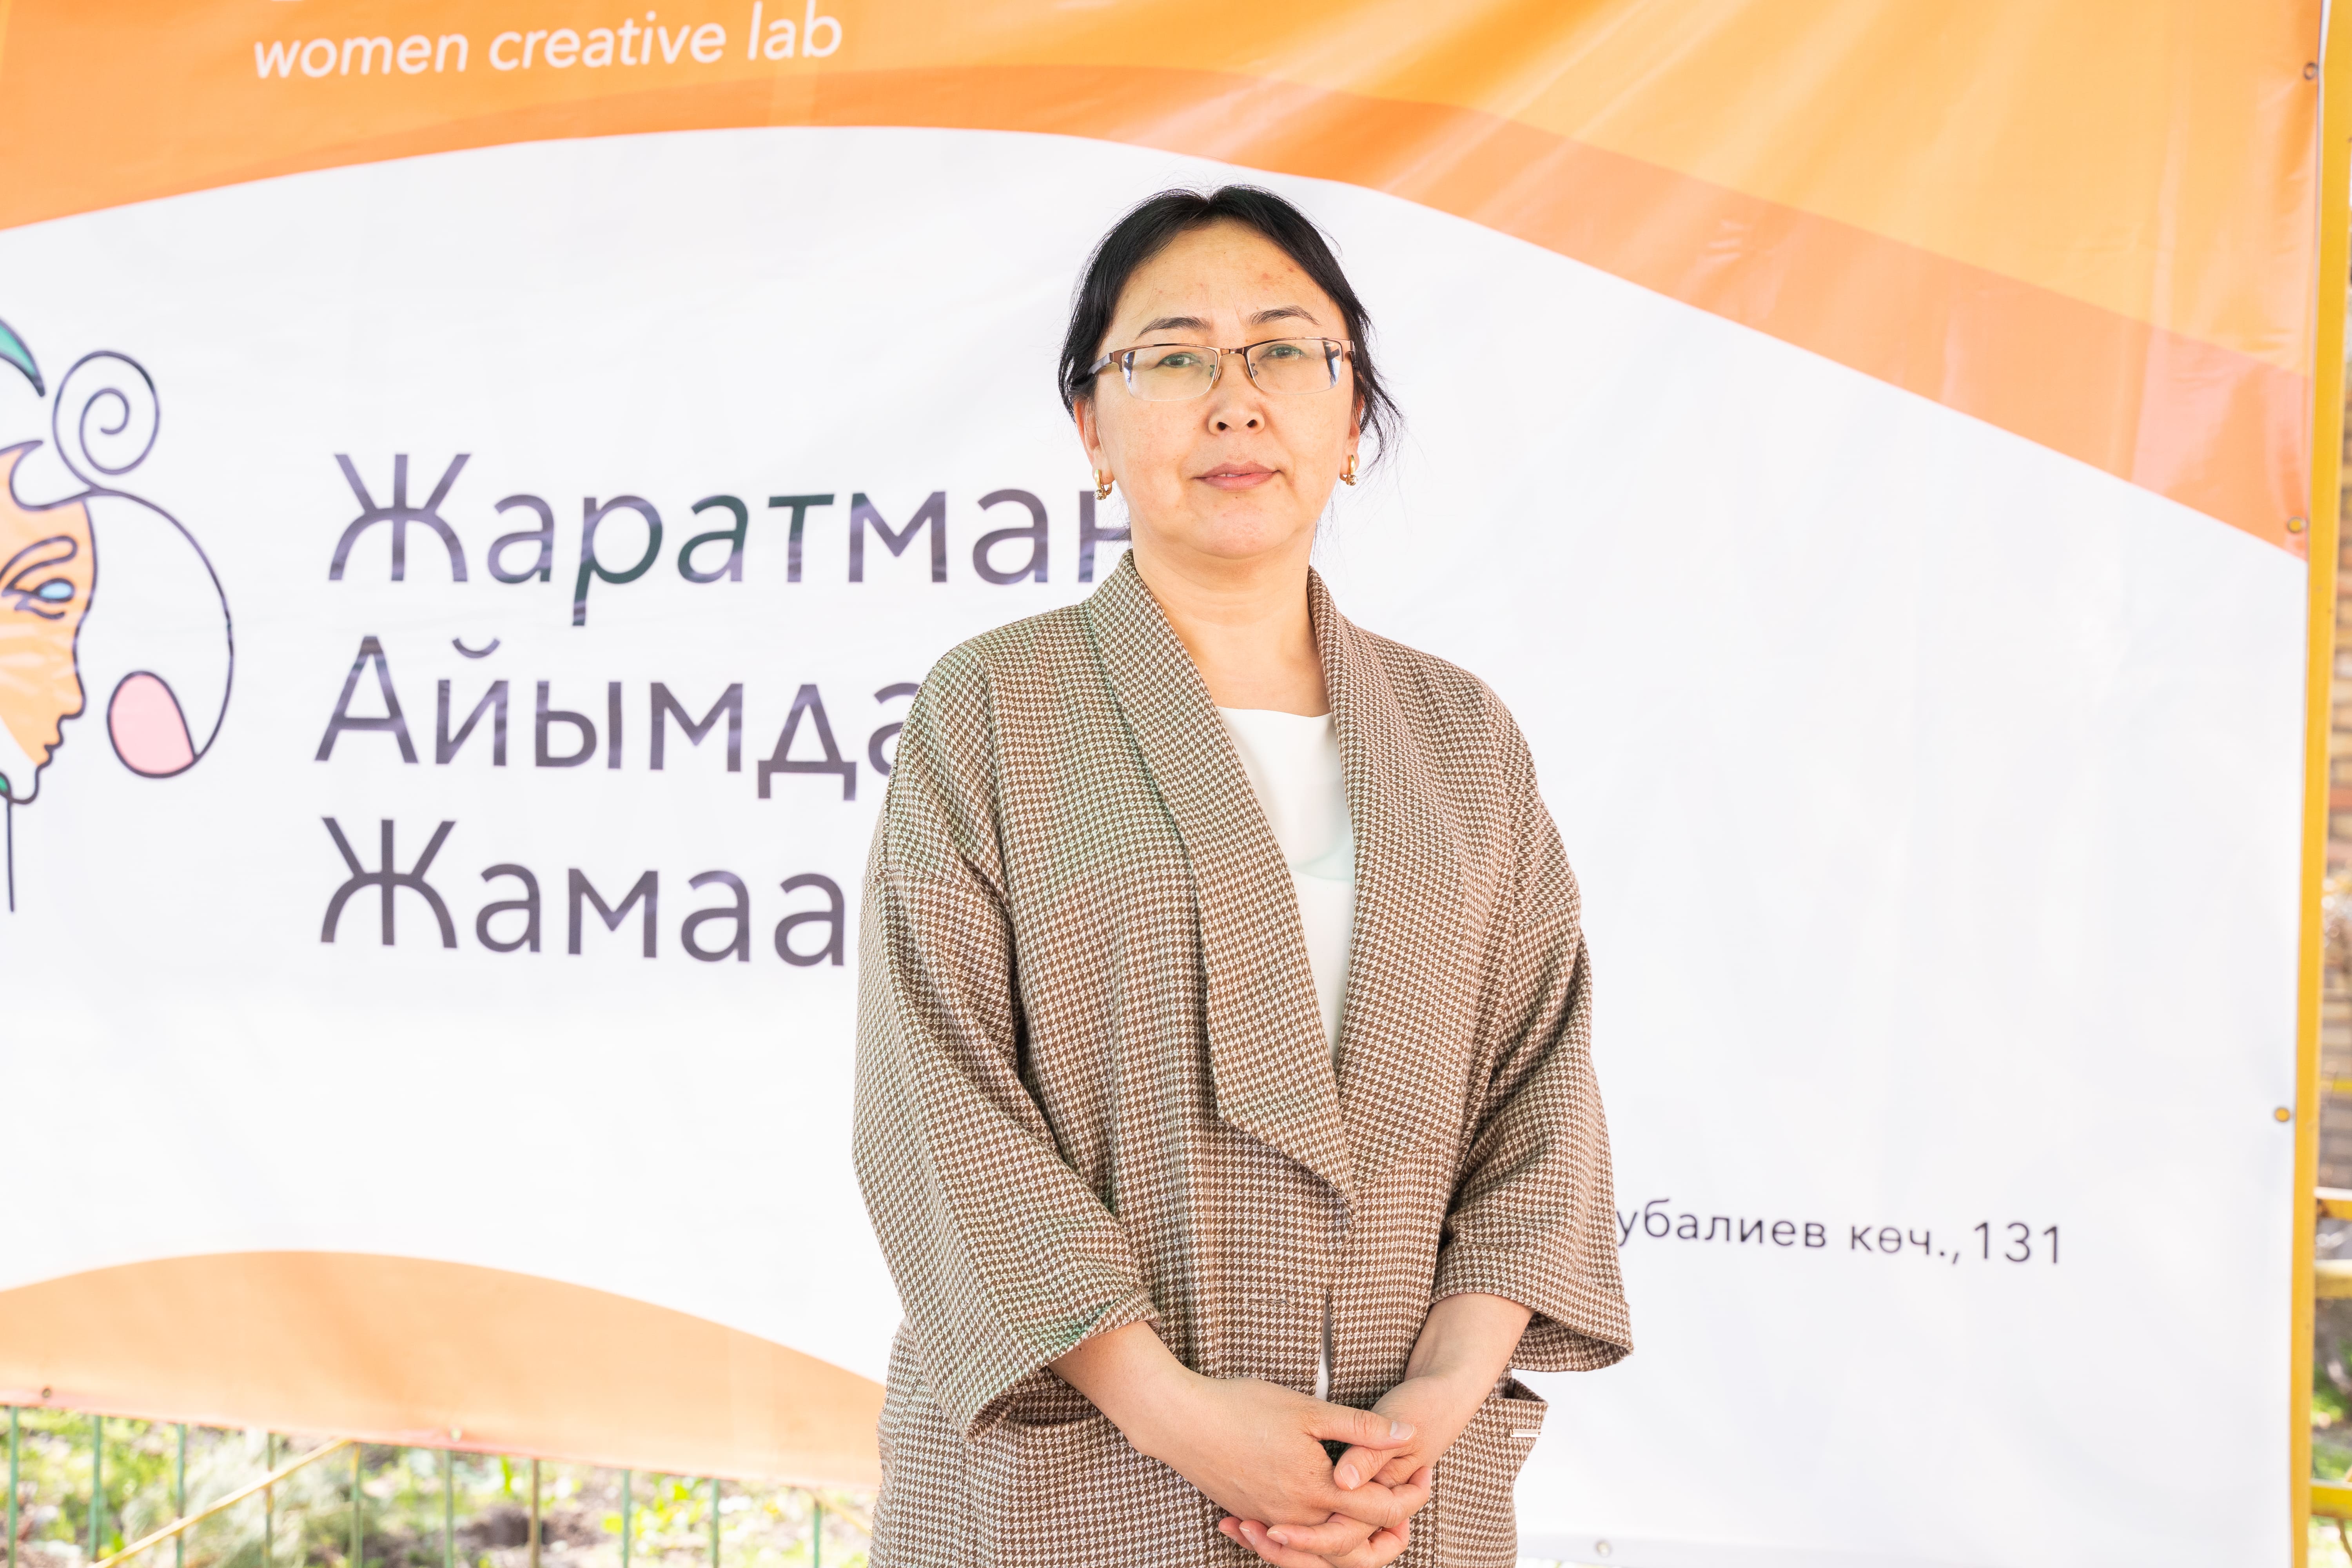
2296, 11, 2352, 1563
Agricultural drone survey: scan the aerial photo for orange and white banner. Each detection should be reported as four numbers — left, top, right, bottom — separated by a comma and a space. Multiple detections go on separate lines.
0, 4, 2321, 1563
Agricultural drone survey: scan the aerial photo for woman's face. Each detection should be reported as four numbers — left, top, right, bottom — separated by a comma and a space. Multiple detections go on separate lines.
1076, 221, 1360, 575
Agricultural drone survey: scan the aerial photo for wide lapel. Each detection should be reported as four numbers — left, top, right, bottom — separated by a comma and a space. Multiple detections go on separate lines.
1315, 572, 1471, 1191
1083, 555, 1353, 1199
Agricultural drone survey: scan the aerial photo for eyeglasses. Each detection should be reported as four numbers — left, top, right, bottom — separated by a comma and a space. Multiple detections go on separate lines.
1086, 337, 1353, 402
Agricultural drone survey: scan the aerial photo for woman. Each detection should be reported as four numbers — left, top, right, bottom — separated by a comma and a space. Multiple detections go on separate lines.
854, 186, 1631, 1568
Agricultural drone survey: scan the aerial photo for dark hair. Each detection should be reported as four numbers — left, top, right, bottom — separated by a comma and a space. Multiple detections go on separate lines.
1058, 185, 1399, 461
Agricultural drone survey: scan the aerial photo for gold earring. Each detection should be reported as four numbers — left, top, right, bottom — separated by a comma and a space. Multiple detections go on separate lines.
1095, 472, 1115, 501
1339, 454, 1358, 486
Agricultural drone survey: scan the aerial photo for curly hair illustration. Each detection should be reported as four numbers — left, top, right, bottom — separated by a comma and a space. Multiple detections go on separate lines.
0, 338, 233, 909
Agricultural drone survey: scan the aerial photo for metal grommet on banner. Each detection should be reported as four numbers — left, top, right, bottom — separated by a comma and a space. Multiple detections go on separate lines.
2278, 1106, 2294, 1122
2287, 515, 2308, 533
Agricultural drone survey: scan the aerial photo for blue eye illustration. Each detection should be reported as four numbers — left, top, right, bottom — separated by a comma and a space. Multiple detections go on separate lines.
2, 534, 78, 619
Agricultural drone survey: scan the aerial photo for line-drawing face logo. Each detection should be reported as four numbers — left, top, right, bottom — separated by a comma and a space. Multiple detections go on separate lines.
0, 318, 233, 908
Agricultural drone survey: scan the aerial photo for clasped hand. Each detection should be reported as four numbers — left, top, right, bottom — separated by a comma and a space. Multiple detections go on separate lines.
1051, 1297, 1530, 1568
1147, 1374, 1428, 1568
1120, 1359, 1491, 1568
1201, 1364, 1502, 1568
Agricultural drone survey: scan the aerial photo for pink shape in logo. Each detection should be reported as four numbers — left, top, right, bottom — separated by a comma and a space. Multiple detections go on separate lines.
108, 670, 196, 778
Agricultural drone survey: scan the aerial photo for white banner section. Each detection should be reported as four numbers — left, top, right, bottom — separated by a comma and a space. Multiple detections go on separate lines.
0, 126, 2302, 1566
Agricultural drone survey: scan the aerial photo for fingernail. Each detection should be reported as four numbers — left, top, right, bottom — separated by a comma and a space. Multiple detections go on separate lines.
1388, 1419, 1414, 1439
1267, 1530, 1290, 1546
1335, 1462, 1359, 1487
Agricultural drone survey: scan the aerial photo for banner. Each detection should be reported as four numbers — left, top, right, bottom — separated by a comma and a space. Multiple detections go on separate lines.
0, 4, 2321, 1562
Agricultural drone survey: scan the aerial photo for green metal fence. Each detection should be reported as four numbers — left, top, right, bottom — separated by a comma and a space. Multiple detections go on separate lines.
1, 1411, 862, 1568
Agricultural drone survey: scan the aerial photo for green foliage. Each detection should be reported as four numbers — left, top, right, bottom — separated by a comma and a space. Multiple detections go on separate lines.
2, 1415, 866, 1568
2319, 1296, 2352, 1482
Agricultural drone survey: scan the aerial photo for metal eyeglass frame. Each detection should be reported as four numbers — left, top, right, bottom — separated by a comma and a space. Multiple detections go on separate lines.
1085, 336, 1355, 399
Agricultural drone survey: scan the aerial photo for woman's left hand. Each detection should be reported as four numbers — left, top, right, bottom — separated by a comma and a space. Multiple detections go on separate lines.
1336, 1362, 1490, 1487
1334, 1291, 1534, 1492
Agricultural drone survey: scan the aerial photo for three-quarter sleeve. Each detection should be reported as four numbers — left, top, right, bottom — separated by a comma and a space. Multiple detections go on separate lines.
1431, 716, 1633, 1371
851, 660, 1160, 1435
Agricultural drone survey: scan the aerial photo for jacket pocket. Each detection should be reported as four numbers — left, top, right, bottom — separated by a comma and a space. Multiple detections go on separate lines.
1432, 1377, 1550, 1568
1492, 1375, 1548, 1457
962, 1402, 1211, 1566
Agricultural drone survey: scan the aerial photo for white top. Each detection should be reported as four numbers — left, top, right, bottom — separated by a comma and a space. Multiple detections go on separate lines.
1216, 706, 1357, 1066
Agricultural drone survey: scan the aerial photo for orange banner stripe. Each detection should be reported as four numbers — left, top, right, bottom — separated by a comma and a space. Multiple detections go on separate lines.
0, 57, 2304, 548
0, 1254, 882, 1486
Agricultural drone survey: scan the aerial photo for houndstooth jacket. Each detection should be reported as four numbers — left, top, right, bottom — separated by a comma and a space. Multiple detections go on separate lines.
853, 554, 1631, 1567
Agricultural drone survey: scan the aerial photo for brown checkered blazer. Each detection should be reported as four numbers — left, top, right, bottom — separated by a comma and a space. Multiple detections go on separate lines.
854, 555, 1630, 1566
